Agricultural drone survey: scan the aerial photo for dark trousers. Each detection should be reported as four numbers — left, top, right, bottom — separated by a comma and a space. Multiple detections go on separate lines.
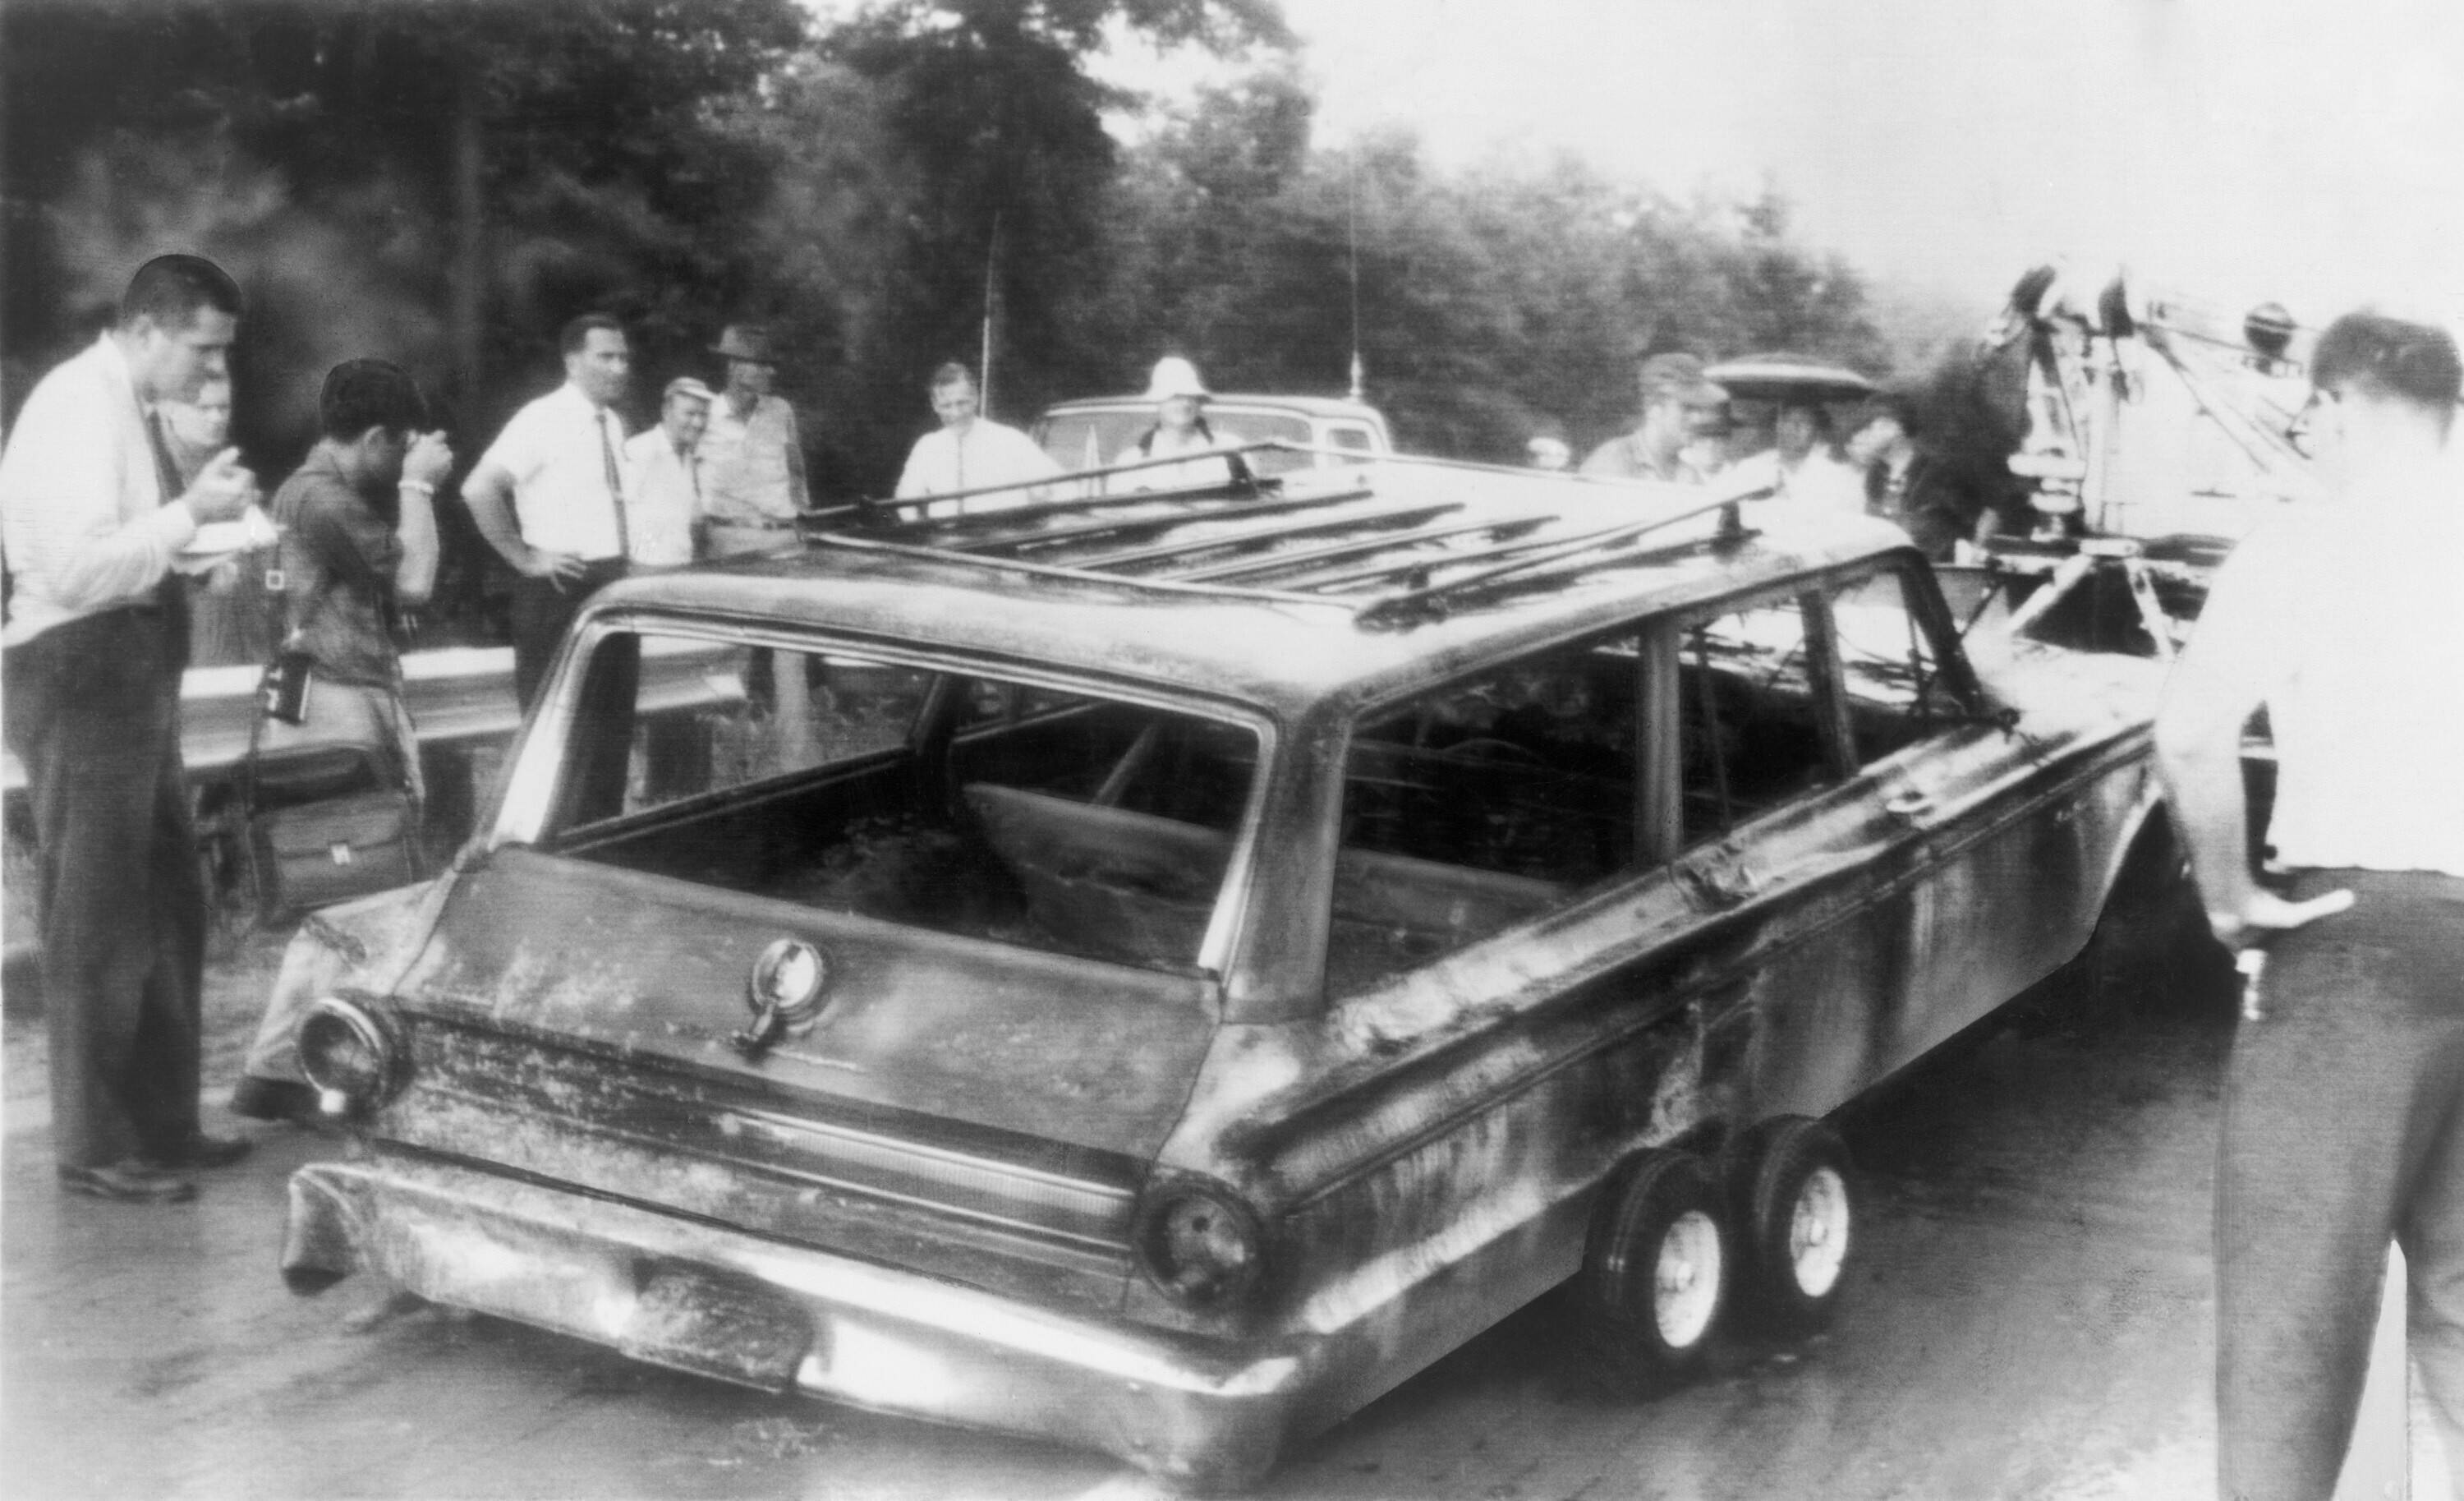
3, 607, 205, 1169
508, 557, 627, 711
2217, 868, 2464, 1500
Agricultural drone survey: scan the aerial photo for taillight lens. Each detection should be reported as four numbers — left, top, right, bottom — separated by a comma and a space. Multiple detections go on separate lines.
1133, 1180, 1265, 1308
296, 996, 407, 1117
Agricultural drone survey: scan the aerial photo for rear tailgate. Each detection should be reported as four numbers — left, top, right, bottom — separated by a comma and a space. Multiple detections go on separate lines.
374, 849, 1219, 1312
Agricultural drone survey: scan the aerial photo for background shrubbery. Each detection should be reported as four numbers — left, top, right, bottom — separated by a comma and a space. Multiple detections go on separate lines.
2, 0, 1939, 639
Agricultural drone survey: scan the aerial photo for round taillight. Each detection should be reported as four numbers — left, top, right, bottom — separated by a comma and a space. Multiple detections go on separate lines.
1133, 1181, 1265, 1309
747, 938, 830, 1031
296, 996, 407, 1117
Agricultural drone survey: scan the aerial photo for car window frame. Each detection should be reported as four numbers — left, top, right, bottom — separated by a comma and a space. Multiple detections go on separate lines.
1312, 556, 1979, 997
492, 607, 1285, 983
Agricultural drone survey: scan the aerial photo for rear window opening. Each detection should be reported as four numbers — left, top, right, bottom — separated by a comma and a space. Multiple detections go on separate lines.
542, 631, 1261, 975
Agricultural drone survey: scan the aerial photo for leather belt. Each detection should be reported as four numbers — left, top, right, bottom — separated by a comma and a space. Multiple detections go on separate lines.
708, 516, 805, 532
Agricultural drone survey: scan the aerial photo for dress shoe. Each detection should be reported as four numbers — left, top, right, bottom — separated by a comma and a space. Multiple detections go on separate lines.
148, 1133, 255, 1170
58, 1159, 198, 1204
231, 1075, 322, 1126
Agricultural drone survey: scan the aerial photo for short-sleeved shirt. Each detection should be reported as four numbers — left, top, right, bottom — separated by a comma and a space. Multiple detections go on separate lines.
1773, 452, 1867, 512
473, 382, 631, 560
271, 444, 403, 688
2186, 475, 2464, 875
1578, 431, 1705, 484
700, 393, 805, 523
622, 428, 701, 566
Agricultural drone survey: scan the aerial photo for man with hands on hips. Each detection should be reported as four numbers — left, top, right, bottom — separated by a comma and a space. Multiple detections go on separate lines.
460, 311, 635, 710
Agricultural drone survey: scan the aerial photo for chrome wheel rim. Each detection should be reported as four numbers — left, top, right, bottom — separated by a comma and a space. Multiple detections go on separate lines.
1653, 1208, 1723, 1347
1788, 1165, 1851, 1299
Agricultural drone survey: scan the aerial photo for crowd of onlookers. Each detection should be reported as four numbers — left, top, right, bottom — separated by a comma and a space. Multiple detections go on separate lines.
1524, 350, 2028, 560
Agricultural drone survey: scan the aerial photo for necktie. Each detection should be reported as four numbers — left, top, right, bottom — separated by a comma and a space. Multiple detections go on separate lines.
145, 411, 195, 665
598, 410, 631, 560
145, 410, 186, 503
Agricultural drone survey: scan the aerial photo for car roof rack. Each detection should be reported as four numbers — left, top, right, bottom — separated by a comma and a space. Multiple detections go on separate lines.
802, 441, 1775, 628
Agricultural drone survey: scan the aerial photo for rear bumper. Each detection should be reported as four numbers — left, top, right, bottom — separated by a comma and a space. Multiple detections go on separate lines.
282, 1155, 1303, 1488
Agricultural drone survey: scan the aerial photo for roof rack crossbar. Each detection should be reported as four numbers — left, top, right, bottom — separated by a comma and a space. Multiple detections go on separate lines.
813, 438, 1734, 532
1354, 480, 1772, 627
1243, 439, 1761, 495
807, 532, 1352, 610
1294, 517, 1620, 592
1076, 497, 1452, 573
840, 480, 1247, 543
978, 487, 1381, 559
1178, 515, 1534, 582
849, 440, 1317, 527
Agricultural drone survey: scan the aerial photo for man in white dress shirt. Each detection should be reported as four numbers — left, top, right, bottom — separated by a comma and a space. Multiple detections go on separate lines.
2155, 309, 2464, 1500
462, 312, 635, 708
894, 361, 1057, 518
623, 376, 714, 566
0, 253, 260, 1201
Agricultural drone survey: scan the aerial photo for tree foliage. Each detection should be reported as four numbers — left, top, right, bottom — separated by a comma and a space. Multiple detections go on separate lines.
807, 0, 1291, 477
1099, 79, 1888, 462
4, 0, 1905, 635
4, 0, 810, 439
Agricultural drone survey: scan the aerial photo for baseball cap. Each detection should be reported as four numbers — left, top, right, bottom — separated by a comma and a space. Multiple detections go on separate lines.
1640, 352, 1727, 408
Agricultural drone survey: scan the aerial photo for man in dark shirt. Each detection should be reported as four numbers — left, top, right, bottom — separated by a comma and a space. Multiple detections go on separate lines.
231, 360, 450, 1124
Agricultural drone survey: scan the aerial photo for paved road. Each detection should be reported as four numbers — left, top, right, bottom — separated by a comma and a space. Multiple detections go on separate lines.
2, 965, 2439, 1499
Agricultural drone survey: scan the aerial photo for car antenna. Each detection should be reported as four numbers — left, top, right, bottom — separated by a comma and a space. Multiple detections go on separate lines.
980, 209, 1003, 417
1348, 142, 1366, 403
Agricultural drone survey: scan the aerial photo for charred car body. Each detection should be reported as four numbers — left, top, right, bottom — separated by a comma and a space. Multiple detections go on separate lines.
272, 449, 2170, 1489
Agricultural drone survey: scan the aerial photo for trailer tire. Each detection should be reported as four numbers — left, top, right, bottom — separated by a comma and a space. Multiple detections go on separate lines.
1576, 1150, 1730, 1393
1729, 1116, 1856, 1335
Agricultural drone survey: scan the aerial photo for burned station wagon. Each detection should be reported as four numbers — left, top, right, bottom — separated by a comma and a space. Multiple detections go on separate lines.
271, 449, 2170, 1489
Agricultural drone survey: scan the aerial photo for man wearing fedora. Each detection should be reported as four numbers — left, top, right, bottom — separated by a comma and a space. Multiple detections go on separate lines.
700, 322, 811, 557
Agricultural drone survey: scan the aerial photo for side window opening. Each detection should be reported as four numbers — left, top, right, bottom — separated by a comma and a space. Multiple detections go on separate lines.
1678, 594, 1848, 842
1324, 425, 1377, 464
1330, 636, 1639, 994
1828, 566, 1970, 764
543, 630, 1257, 976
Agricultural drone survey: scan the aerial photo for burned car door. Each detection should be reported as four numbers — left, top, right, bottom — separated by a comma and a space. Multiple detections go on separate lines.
1827, 561, 2140, 1041
1729, 558, 2129, 1116
1258, 569, 2047, 1334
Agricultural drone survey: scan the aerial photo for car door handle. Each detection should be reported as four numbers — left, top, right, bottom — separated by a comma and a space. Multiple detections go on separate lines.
1884, 790, 1933, 820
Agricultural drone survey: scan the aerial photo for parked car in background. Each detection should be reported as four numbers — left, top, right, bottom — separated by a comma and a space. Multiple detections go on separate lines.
269, 452, 2176, 1489
1033, 391, 1391, 478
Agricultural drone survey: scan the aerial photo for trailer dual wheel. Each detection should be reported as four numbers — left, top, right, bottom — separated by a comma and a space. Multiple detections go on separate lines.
1576, 1149, 1731, 1392
1727, 1115, 1858, 1334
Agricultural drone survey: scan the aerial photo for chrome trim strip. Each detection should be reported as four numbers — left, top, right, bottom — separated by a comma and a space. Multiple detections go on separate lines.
720, 1106, 1134, 1236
